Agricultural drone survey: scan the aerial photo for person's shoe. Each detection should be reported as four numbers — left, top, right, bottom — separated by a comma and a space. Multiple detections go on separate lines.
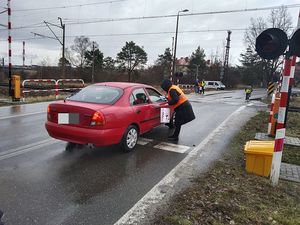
168, 135, 179, 141
165, 123, 175, 129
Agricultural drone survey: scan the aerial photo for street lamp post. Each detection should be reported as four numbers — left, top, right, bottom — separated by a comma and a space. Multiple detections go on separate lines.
172, 9, 189, 84
193, 64, 199, 81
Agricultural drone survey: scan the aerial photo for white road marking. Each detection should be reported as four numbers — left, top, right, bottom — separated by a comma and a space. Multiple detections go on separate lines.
137, 137, 153, 146
114, 105, 246, 225
0, 111, 46, 120
0, 138, 59, 161
154, 142, 190, 153
0, 101, 54, 110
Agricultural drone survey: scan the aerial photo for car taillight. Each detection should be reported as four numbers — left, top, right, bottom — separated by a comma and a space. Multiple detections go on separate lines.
47, 106, 51, 120
90, 111, 105, 126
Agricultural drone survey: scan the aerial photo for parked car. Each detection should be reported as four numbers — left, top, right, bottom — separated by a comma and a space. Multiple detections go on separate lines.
205, 81, 226, 90
45, 82, 171, 152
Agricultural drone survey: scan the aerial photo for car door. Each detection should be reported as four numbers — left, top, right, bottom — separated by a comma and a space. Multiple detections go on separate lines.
145, 87, 169, 127
130, 88, 153, 133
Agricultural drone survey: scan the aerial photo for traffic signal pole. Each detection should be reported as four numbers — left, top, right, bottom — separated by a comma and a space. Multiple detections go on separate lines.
270, 10, 300, 186
270, 55, 292, 185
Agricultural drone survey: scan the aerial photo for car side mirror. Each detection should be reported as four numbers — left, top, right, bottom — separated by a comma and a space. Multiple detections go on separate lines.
160, 96, 167, 102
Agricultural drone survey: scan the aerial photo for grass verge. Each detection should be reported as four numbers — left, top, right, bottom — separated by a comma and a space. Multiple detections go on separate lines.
153, 111, 300, 225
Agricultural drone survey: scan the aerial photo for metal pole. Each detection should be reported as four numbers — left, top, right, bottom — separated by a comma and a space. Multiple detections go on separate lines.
8, 0, 12, 97
172, 12, 180, 84
59, 17, 65, 79
23, 41, 25, 66
169, 37, 174, 80
92, 42, 95, 83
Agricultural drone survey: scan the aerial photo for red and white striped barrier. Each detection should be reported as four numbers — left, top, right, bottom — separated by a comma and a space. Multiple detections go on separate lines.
55, 79, 84, 99
21, 79, 84, 101
22, 79, 56, 101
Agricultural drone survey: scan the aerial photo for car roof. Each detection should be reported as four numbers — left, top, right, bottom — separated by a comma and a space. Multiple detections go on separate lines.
93, 82, 151, 89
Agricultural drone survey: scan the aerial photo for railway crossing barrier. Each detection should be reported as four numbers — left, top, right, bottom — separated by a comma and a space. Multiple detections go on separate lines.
21, 79, 84, 101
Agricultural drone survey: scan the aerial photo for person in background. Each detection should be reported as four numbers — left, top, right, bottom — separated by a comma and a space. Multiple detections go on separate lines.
200, 79, 206, 94
245, 85, 253, 101
161, 79, 195, 141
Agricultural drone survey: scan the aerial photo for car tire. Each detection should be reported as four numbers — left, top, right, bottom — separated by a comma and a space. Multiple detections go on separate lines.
65, 142, 76, 152
121, 125, 139, 152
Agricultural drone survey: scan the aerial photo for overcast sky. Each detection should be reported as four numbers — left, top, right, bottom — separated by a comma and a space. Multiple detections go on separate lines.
0, 0, 299, 67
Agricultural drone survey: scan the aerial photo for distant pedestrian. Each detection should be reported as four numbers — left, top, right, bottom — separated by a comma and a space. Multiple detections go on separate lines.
200, 79, 206, 94
245, 86, 253, 101
161, 79, 195, 141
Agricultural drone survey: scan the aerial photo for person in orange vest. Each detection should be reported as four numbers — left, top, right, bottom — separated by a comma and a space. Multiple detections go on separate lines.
161, 79, 195, 141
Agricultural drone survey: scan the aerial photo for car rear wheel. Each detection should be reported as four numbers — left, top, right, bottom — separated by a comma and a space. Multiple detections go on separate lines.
121, 125, 139, 152
65, 142, 76, 152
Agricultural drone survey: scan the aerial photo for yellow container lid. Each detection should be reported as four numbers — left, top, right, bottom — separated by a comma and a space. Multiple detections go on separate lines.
244, 140, 275, 156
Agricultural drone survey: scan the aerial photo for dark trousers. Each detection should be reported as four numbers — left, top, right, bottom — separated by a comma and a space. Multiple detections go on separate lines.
172, 125, 181, 137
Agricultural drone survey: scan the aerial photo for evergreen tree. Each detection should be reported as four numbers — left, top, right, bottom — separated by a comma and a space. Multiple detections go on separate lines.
188, 46, 207, 80
117, 41, 147, 82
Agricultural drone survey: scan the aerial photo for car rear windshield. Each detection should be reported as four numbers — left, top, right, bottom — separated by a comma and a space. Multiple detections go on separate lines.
68, 85, 123, 104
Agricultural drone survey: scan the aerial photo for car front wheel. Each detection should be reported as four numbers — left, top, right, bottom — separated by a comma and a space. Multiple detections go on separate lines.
121, 125, 139, 152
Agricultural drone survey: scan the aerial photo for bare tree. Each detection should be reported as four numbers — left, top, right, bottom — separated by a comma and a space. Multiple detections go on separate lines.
70, 36, 92, 68
243, 6, 292, 85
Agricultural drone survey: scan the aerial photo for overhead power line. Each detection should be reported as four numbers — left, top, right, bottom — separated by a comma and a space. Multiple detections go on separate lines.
64, 3, 300, 25
0, 28, 248, 42
0, 3, 298, 32
13, 0, 127, 12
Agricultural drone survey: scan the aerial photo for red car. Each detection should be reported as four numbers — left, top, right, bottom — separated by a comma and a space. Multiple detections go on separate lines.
45, 82, 171, 152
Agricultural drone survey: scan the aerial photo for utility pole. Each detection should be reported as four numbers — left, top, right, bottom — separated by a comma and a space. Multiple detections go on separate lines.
22, 41, 25, 66
8, 0, 12, 96
169, 37, 174, 80
92, 42, 95, 83
222, 30, 232, 82
33, 18, 65, 78
172, 9, 189, 84
59, 17, 66, 79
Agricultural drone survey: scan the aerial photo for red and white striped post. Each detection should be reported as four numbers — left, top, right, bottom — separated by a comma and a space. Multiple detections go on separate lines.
267, 93, 276, 135
7, 0, 12, 96
270, 10, 300, 185
270, 57, 292, 185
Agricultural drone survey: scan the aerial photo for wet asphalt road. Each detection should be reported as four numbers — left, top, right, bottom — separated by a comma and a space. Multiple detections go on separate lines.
0, 89, 266, 225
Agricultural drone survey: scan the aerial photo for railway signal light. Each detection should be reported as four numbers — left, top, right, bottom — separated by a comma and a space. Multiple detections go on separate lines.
256, 28, 300, 59
255, 28, 288, 60
290, 29, 300, 57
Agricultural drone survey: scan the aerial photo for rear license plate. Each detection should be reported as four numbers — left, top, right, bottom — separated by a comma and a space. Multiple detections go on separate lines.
58, 113, 79, 124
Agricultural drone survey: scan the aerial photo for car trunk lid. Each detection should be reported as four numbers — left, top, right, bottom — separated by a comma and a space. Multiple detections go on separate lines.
48, 100, 109, 127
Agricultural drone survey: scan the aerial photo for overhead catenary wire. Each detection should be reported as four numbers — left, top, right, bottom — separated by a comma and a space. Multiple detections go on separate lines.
63, 3, 300, 25
0, 28, 249, 42
11, 0, 127, 12
0, 3, 299, 31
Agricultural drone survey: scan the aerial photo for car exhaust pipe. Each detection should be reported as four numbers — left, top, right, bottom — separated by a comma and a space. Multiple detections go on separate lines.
87, 143, 95, 149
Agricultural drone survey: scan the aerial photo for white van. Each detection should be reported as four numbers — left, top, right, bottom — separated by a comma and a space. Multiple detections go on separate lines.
205, 81, 226, 90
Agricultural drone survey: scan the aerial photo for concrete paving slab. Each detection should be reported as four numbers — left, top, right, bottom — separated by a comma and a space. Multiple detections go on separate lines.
280, 163, 300, 183
255, 132, 300, 147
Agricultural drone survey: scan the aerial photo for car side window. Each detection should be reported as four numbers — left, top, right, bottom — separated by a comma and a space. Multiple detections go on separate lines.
208, 82, 214, 85
131, 88, 148, 105
145, 88, 164, 103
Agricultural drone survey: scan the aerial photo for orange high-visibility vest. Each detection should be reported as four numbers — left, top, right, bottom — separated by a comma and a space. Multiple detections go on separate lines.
167, 85, 188, 109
